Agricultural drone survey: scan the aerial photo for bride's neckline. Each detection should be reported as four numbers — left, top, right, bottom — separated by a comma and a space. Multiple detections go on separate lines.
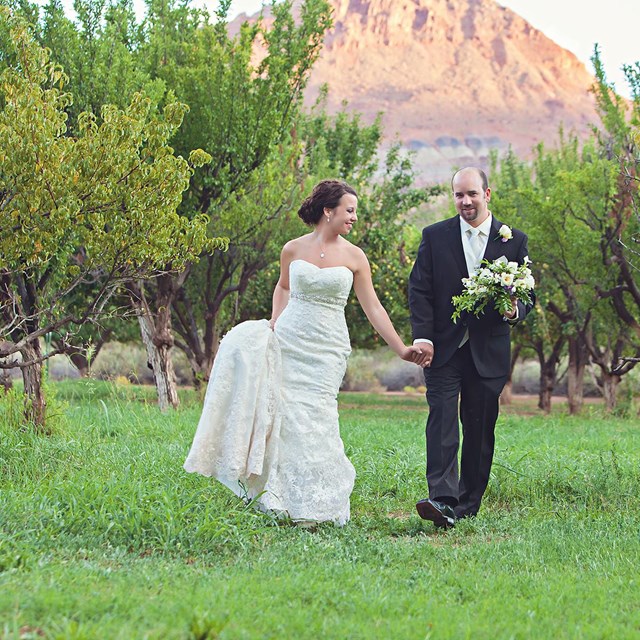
291, 259, 353, 274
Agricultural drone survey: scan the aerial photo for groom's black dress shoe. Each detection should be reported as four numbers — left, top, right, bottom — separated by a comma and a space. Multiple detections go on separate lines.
416, 499, 456, 529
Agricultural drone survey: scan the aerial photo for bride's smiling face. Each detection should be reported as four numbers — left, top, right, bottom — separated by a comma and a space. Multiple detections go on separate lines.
325, 194, 358, 235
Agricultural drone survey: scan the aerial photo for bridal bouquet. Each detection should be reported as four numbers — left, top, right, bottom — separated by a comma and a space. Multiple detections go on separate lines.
451, 256, 535, 321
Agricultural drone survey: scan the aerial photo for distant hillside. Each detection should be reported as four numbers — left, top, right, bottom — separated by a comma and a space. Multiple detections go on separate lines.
231, 0, 600, 183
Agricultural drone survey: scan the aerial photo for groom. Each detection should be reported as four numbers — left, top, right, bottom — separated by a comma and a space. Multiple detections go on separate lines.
408, 167, 534, 528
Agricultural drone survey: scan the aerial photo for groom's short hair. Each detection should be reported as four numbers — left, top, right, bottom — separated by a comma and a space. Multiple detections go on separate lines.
451, 167, 489, 192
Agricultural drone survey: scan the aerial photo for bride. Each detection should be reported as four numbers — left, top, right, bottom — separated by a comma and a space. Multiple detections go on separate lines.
184, 180, 430, 525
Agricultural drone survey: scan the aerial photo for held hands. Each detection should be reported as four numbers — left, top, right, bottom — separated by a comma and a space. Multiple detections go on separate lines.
401, 343, 433, 368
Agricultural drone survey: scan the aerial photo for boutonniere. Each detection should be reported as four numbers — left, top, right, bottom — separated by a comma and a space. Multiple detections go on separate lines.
497, 224, 513, 242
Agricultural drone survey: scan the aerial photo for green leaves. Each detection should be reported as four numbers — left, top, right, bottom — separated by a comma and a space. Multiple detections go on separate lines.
0, 10, 223, 355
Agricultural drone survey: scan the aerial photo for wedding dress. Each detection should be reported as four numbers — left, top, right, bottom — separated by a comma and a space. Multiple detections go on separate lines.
184, 259, 356, 525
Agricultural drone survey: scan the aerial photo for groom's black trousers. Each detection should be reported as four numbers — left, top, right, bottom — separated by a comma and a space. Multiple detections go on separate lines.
423, 341, 508, 517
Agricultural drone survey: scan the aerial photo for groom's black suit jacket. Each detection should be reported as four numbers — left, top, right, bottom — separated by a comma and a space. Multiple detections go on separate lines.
409, 214, 534, 379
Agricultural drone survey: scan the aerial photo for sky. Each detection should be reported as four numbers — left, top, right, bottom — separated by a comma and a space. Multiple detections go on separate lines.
223, 0, 638, 98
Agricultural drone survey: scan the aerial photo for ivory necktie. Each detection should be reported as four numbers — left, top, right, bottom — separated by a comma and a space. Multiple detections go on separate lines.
459, 229, 484, 348
468, 228, 484, 265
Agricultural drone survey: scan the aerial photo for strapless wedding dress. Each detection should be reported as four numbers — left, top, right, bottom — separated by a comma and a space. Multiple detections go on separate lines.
184, 259, 356, 525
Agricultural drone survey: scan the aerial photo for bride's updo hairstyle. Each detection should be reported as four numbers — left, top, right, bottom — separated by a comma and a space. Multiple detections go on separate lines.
298, 180, 357, 226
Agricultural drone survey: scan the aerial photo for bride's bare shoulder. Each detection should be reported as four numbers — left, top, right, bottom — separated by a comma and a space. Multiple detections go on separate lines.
282, 235, 313, 256
284, 234, 313, 249
342, 240, 367, 265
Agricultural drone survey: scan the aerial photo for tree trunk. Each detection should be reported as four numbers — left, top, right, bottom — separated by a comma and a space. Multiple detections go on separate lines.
538, 364, 554, 413
69, 352, 91, 378
129, 278, 179, 411
534, 335, 564, 413
579, 324, 635, 414
500, 380, 513, 405
600, 372, 620, 412
20, 342, 47, 430
175, 317, 217, 392
138, 313, 180, 410
501, 344, 522, 406
537, 352, 559, 414
1, 367, 13, 392
566, 336, 589, 415
172, 291, 219, 391
0, 356, 13, 392
171, 252, 265, 391
188, 353, 215, 391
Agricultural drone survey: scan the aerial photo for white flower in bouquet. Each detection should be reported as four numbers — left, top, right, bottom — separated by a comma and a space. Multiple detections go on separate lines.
451, 255, 535, 321
500, 272, 514, 287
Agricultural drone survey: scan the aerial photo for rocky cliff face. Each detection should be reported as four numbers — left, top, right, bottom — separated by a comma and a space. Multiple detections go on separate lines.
232, 0, 599, 182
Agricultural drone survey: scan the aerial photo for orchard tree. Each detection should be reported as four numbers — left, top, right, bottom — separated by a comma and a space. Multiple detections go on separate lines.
0, 10, 225, 427
490, 150, 568, 411
491, 142, 601, 412
579, 307, 638, 410
493, 126, 640, 412
527, 138, 619, 410
39, 0, 157, 126
7, 0, 165, 378
14, 0, 336, 396
591, 49, 640, 355
172, 143, 307, 384
131, 0, 335, 387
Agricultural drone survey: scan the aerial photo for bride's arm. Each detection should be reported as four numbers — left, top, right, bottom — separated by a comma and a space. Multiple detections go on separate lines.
270, 243, 295, 328
352, 250, 430, 367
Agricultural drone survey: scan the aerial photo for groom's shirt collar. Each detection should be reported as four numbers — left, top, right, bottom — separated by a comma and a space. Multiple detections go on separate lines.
459, 211, 493, 237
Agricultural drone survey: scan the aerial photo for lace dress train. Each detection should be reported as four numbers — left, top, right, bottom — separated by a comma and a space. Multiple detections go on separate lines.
184, 260, 356, 525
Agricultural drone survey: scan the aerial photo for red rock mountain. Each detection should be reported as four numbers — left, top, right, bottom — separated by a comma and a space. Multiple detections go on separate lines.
232, 0, 599, 182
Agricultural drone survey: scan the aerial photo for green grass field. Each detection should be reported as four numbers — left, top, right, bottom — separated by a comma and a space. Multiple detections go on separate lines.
1, 381, 639, 639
